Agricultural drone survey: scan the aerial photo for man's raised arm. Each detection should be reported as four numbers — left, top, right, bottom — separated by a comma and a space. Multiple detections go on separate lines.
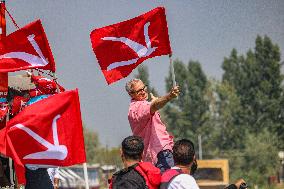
150, 86, 180, 114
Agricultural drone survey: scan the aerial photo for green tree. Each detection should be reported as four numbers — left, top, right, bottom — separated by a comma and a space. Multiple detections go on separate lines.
229, 130, 280, 188
164, 60, 209, 140
95, 147, 122, 168
200, 80, 245, 154
219, 36, 283, 186
221, 35, 284, 147
83, 127, 100, 163
84, 127, 122, 168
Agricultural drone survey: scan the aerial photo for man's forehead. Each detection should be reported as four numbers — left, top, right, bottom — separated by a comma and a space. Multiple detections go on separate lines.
133, 80, 144, 86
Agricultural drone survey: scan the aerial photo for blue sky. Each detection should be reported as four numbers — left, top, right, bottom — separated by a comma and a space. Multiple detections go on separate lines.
7, 0, 284, 147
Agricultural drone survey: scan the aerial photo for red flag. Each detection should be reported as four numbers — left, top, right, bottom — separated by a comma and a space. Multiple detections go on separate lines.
0, 126, 6, 154
0, 72, 7, 98
4, 89, 86, 184
0, 104, 7, 120
0, 2, 7, 129
10, 96, 29, 115
0, 20, 56, 72
90, 7, 171, 84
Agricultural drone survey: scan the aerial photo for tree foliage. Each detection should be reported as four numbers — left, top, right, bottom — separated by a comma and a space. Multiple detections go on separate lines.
164, 60, 209, 140
228, 130, 280, 188
84, 127, 122, 167
221, 35, 284, 146
160, 35, 283, 187
83, 126, 100, 163
85, 35, 283, 188
204, 80, 245, 151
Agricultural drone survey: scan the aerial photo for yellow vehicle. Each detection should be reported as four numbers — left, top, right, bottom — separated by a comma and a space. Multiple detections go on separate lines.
194, 159, 229, 189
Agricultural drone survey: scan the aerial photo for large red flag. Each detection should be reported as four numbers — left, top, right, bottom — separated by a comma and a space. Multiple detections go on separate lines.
90, 7, 172, 84
2, 89, 86, 184
0, 20, 56, 72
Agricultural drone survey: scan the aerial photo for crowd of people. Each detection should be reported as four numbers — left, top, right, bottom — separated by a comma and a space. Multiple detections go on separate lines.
0, 77, 248, 189
110, 135, 246, 189
108, 78, 247, 189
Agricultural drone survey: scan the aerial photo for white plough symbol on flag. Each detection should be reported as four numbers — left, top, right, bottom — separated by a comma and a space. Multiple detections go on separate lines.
10, 114, 68, 160
102, 22, 157, 71
0, 34, 49, 67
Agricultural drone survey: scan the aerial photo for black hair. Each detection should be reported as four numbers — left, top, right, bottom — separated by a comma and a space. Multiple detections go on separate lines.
7, 87, 29, 103
122, 136, 144, 160
173, 139, 195, 166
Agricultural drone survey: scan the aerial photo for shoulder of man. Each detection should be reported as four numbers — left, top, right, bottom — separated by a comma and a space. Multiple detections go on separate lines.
112, 164, 136, 177
160, 168, 182, 189
135, 162, 161, 188
128, 100, 152, 122
111, 164, 146, 189
169, 174, 199, 189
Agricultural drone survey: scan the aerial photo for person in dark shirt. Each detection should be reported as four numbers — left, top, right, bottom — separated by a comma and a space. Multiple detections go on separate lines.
109, 136, 161, 189
224, 179, 247, 189
111, 164, 145, 189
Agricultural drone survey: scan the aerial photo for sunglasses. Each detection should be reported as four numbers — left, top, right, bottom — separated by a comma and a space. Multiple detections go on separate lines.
132, 85, 148, 94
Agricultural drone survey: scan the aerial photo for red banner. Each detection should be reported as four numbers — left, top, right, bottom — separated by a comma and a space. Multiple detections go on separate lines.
0, 89, 86, 184
0, 20, 56, 72
90, 7, 172, 84
0, 1, 6, 38
0, 73, 7, 98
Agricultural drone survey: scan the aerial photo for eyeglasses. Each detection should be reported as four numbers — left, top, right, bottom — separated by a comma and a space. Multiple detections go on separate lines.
132, 85, 148, 94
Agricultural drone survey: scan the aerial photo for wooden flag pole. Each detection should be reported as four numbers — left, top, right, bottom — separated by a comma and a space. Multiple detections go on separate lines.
169, 54, 176, 87
83, 163, 90, 189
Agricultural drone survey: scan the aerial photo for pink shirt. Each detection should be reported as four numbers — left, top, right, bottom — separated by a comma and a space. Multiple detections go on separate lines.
128, 99, 174, 164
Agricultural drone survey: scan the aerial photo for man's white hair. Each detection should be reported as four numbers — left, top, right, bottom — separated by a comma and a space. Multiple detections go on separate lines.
125, 78, 142, 94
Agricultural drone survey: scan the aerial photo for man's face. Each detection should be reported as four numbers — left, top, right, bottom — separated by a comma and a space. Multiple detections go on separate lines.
130, 80, 148, 101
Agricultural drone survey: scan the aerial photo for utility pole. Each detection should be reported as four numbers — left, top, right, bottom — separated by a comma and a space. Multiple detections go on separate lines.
198, 134, 203, 159
279, 151, 284, 184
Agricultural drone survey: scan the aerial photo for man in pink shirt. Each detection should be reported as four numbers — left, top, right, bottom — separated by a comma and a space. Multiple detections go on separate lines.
126, 78, 180, 172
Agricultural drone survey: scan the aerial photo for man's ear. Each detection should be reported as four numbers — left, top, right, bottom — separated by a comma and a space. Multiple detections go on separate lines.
190, 155, 198, 175
188, 158, 193, 167
189, 154, 196, 166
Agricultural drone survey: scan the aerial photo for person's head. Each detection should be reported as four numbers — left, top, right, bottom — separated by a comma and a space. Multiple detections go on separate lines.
125, 79, 148, 101
121, 136, 144, 161
173, 139, 195, 166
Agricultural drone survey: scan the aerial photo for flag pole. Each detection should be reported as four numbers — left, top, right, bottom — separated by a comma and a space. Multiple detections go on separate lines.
83, 163, 90, 189
169, 54, 176, 87
51, 72, 60, 93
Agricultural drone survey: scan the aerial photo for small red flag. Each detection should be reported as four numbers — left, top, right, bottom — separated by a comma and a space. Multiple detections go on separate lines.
90, 7, 172, 84
0, 20, 56, 72
1, 89, 86, 184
